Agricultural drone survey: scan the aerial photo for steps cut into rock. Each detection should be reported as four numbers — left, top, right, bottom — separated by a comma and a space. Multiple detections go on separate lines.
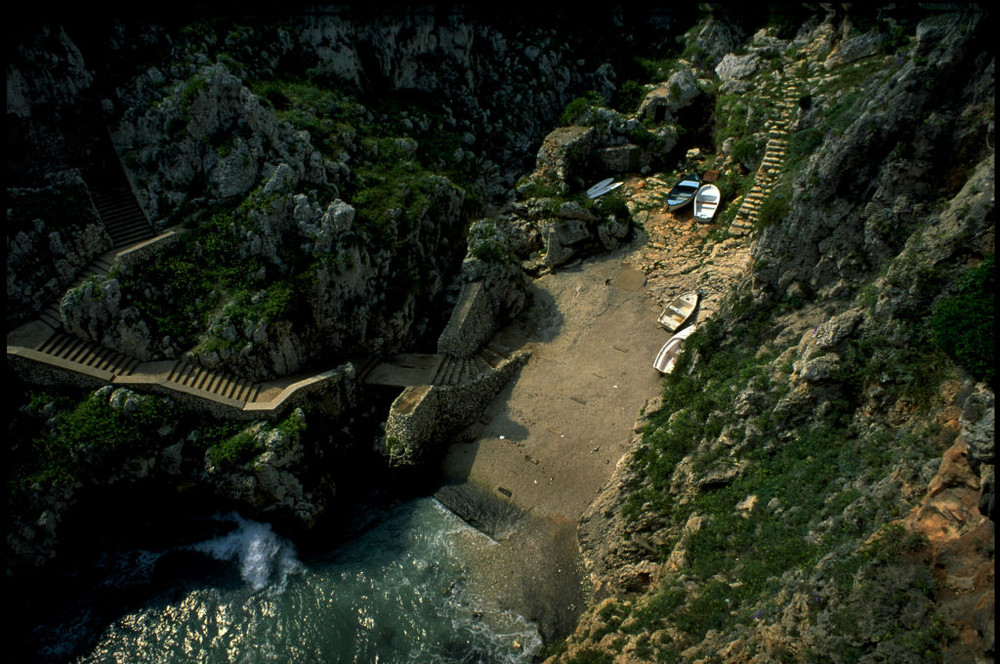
91, 186, 155, 248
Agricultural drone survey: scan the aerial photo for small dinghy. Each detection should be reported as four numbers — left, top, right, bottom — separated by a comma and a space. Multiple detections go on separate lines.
586, 177, 623, 199
657, 291, 699, 332
653, 324, 697, 374
693, 183, 721, 222
665, 173, 700, 210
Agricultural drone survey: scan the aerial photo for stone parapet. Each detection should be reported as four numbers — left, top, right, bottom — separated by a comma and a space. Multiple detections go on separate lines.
383, 349, 531, 467
113, 230, 183, 269
437, 281, 495, 357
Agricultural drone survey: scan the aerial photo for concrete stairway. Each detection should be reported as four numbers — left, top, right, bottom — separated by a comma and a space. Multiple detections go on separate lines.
730, 71, 802, 236
91, 186, 156, 249
35, 331, 142, 379
431, 342, 513, 386
6, 173, 275, 415
162, 359, 261, 404
11, 324, 264, 407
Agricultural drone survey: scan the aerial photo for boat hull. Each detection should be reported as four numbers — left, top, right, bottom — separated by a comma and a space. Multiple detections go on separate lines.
694, 184, 721, 221
665, 174, 700, 211
657, 291, 699, 332
653, 325, 697, 374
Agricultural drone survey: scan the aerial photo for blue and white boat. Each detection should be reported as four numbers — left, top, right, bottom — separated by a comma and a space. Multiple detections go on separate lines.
665, 173, 700, 210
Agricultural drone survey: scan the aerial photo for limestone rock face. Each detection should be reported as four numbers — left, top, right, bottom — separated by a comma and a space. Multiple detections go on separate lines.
6, 172, 113, 325
6, 25, 92, 119
60, 275, 159, 360
527, 126, 596, 195
715, 52, 761, 92
750, 14, 993, 304
110, 64, 328, 223
550, 10, 995, 664
961, 387, 995, 519
202, 409, 326, 527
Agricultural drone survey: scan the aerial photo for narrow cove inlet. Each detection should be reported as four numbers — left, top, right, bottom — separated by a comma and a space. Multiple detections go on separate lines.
17, 241, 675, 663
9, 6, 994, 664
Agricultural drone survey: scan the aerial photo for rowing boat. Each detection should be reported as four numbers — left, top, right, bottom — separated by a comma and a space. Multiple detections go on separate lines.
657, 291, 699, 332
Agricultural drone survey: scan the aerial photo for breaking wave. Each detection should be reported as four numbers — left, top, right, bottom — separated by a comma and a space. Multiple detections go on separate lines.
189, 512, 302, 592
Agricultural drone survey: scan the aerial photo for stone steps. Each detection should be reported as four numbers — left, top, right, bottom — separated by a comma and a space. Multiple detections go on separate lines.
91, 186, 155, 249
166, 360, 261, 402
728, 66, 803, 236
431, 342, 513, 386
37, 331, 142, 376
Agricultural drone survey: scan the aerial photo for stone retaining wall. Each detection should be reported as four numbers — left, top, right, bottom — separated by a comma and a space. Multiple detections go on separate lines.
6, 348, 111, 391
382, 350, 531, 466
113, 230, 183, 269
437, 281, 495, 357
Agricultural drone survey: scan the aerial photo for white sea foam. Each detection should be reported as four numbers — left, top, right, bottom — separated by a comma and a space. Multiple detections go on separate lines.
190, 513, 302, 591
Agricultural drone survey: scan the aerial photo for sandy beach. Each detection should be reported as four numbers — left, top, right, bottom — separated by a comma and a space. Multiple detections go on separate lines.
432, 178, 753, 643
434, 239, 668, 641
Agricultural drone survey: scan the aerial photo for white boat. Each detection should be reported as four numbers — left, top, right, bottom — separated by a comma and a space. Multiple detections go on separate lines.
665, 174, 700, 210
693, 184, 721, 222
657, 291, 699, 332
586, 178, 623, 199
653, 324, 697, 374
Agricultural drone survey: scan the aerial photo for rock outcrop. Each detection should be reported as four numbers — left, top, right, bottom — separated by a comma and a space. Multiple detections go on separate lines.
7, 172, 113, 326
5, 6, 995, 663
547, 7, 995, 664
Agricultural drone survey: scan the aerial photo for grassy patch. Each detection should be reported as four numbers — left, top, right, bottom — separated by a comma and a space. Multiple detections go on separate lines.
8, 390, 177, 494
755, 182, 792, 230
620, 286, 949, 646
928, 254, 994, 385
118, 205, 265, 345
202, 410, 306, 470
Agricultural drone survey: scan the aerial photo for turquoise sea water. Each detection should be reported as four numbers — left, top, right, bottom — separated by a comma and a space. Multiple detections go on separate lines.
34, 498, 541, 663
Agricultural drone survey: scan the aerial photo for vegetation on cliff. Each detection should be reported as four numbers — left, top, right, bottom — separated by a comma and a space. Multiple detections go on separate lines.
546, 5, 993, 664
5, 4, 994, 663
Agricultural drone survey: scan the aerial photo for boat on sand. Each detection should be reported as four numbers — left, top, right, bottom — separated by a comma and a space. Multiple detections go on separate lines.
657, 291, 699, 332
653, 324, 697, 374
693, 183, 721, 222
665, 174, 700, 210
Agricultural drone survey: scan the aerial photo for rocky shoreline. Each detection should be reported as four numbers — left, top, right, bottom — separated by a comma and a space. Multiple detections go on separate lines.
7, 5, 994, 663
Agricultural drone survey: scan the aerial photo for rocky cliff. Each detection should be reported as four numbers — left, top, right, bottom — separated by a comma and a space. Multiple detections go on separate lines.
546, 6, 994, 664
5, 4, 994, 663
5, 3, 650, 584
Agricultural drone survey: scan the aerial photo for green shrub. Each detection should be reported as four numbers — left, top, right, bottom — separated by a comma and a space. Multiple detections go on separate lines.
206, 430, 260, 469
560, 91, 605, 126
204, 411, 306, 470
11, 390, 176, 489
928, 254, 994, 385
180, 73, 208, 112
613, 80, 647, 114
595, 192, 630, 224
730, 135, 762, 167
